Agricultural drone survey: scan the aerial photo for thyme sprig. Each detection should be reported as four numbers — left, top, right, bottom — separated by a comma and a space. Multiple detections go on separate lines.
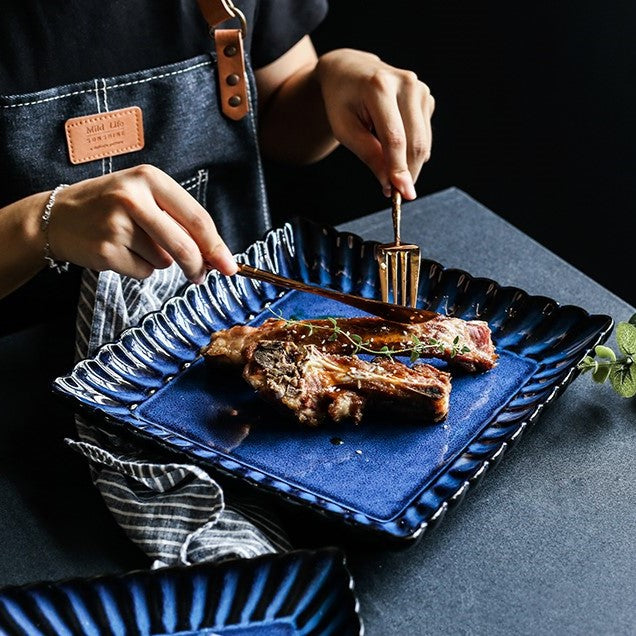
577, 313, 636, 398
268, 308, 470, 362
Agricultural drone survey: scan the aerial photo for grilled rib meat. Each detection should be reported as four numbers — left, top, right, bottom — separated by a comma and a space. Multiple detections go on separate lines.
243, 341, 451, 426
203, 315, 497, 372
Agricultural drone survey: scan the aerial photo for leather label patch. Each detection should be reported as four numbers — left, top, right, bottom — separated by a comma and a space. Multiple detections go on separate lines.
64, 106, 145, 165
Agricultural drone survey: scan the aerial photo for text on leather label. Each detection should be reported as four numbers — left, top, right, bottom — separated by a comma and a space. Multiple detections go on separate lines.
64, 106, 145, 165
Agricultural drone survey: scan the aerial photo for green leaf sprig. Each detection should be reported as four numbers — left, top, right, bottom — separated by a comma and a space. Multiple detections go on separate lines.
268, 309, 470, 362
577, 313, 636, 398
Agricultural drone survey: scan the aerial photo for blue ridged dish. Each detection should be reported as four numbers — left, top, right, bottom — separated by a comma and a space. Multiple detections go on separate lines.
0, 548, 362, 635
53, 217, 613, 543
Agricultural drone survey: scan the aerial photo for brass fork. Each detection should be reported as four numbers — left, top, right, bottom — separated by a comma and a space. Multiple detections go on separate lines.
375, 186, 421, 306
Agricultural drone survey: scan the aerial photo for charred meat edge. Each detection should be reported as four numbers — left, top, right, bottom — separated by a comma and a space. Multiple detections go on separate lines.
243, 340, 451, 426
203, 315, 497, 372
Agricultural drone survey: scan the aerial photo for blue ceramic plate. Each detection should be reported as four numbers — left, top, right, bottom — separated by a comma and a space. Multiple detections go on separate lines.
0, 548, 362, 635
53, 217, 613, 543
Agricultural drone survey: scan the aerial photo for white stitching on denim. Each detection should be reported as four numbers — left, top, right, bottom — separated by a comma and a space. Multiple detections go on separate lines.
180, 170, 208, 202
180, 175, 199, 187
108, 61, 212, 90
195, 169, 203, 202
102, 79, 113, 174
101, 79, 109, 112
199, 169, 209, 206
2, 88, 91, 108
93, 80, 106, 177
94, 79, 101, 113
1, 60, 213, 109
245, 73, 269, 226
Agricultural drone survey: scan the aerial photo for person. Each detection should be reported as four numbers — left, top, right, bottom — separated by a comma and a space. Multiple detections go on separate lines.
0, 0, 435, 565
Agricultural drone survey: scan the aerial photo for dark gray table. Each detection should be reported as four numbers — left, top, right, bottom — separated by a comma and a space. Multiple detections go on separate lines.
1, 188, 634, 635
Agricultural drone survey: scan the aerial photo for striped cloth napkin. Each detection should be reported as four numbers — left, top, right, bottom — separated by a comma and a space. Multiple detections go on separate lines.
67, 264, 290, 567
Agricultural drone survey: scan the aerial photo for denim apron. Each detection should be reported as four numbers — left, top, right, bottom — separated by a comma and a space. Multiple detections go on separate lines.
0, 46, 289, 565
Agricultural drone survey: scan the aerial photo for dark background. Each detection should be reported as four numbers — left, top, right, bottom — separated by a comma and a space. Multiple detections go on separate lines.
264, 0, 635, 308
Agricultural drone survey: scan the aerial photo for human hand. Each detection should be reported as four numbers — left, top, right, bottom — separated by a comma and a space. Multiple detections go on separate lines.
316, 48, 435, 199
47, 165, 237, 283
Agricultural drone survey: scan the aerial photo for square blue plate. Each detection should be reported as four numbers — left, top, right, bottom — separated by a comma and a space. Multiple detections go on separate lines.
0, 548, 362, 635
53, 218, 613, 543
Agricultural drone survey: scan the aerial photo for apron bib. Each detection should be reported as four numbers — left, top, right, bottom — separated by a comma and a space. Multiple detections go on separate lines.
0, 50, 270, 356
0, 41, 288, 565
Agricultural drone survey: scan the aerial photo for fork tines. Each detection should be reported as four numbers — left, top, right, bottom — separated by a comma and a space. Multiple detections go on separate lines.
376, 243, 421, 307
375, 187, 421, 307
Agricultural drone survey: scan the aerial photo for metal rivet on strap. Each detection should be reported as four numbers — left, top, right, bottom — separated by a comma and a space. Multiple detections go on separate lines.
223, 44, 238, 57
228, 95, 242, 107
226, 74, 240, 86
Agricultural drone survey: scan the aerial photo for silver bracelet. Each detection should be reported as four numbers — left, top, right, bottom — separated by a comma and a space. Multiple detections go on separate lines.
41, 184, 70, 273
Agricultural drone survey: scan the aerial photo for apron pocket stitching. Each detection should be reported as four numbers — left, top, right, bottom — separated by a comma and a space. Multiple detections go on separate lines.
198, 168, 209, 205
108, 60, 213, 92
1, 59, 213, 109
180, 168, 209, 207
1, 88, 94, 109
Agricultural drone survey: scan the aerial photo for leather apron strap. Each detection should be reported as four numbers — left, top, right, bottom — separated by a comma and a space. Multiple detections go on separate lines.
197, 0, 249, 120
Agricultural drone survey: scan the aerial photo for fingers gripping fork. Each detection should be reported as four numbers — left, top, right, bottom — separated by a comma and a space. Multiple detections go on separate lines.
375, 187, 421, 307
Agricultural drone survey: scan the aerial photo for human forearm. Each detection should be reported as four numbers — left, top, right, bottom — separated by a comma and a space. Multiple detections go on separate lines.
258, 56, 338, 164
0, 166, 239, 301
0, 191, 50, 299
256, 39, 435, 199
